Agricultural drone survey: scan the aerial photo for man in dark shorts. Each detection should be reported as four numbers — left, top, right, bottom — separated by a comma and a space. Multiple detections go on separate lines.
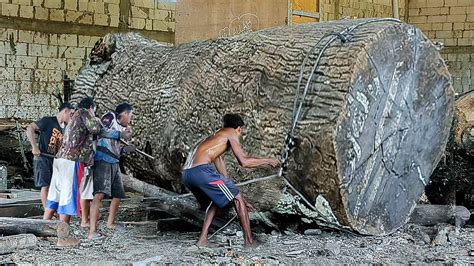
182, 114, 279, 248
88, 103, 133, 240
26, 102, 74, 209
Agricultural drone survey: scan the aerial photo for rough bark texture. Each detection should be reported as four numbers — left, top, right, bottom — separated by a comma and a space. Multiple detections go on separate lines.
0, 218, 69, 238
72, 19, 454, 235
0, 234, 37, 255
426, 91, 474, 209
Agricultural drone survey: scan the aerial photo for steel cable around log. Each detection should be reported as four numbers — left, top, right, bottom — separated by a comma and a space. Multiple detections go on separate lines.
277, 18, 404, 232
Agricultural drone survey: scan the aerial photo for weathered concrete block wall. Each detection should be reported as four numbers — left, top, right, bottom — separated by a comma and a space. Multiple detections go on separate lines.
0, 28, 98, 119
408, 0, 473, 94
0, 0, 175, 120
321, 0, 406, 21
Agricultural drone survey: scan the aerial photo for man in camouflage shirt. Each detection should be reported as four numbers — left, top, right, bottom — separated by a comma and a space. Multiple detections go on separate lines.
44, 97, 101, 241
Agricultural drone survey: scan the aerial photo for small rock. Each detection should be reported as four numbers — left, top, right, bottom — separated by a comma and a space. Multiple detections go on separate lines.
432, 224, 453, 246
266, 259, 280, 264
323, 241, 340, 256
215, 235, 227, 243
447, 231, 457, 245
215, 256, 232, 263
420, 231, 431, 244
270, 230, 281, 236
223, 229, 237, 236
285, 249, 306, 257
304, 229, 322, 235
235, 231, 243, 238
284, 230, 296, 235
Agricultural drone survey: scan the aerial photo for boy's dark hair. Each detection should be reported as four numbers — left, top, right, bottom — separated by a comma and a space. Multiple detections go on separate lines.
115, 103, 133, 114
58, 102, 74, 112
223, 113, 245, 129
77, 97, 96, 110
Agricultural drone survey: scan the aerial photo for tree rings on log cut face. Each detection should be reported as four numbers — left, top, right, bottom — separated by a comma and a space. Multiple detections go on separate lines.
334, 24, 453, 234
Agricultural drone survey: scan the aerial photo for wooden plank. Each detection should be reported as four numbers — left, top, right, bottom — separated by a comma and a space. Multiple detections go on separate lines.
291, 0, 320, 24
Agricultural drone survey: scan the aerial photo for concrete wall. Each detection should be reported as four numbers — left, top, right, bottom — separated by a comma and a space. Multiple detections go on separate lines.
0, 0, 175, 120
407, 0, 473, 94
175, 0, 287, 44
321, 0, 406, 21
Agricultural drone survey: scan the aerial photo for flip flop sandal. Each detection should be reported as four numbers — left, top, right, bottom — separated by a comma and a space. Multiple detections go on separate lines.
90, 233, 105, 241
112, 223, 126, 231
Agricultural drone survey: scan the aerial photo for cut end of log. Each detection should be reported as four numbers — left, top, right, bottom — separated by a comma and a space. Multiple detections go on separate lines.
56, 221, 70, 239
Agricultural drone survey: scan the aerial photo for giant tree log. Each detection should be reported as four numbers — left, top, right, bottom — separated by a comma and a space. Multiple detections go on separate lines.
72, 19, 454, 235
426, 91, 474, 208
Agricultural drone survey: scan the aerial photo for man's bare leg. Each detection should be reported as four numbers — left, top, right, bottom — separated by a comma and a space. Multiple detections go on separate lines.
107, 198, 121, 229
80, 199, 90, 228
40, 186, 49, 209
57, 214, 80, 247
43, 208, 55, 220
88, 193, 104, 239
234, 193, 256, 248
197, 204, 218, 247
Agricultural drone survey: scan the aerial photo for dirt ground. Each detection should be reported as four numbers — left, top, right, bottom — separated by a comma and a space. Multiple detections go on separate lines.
1, 202, 473, 265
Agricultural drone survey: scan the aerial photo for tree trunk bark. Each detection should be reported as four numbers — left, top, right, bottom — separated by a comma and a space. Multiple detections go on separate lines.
72, 19, 454, 235
426, 91, 474, 209
0, 218, 69, 238
0, 234, 37, 255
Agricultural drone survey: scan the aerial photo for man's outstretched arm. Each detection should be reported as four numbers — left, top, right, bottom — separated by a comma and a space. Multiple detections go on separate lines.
228, 133, 279, 168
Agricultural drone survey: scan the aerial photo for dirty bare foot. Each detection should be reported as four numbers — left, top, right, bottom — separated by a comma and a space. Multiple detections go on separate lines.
80, 223, 90, 228
196, 240, 219, 248
56, 238, 80, 247
107, 223, 125, 231
196, 240, 209, 247
244, 240, 261, 249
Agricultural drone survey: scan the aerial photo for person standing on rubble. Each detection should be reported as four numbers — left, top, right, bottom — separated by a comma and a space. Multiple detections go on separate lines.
182, 113, 279, 248
26, 102, 74, 211
88, 103, 134, 241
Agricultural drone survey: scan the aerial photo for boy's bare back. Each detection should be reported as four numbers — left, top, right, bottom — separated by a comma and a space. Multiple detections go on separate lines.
187, 128, 235, 168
